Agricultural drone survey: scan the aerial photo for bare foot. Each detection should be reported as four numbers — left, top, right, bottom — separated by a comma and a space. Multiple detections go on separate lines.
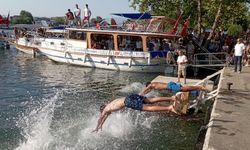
170, 105, 180, 115
175, 92, 182, 101
201, 86, 209, 92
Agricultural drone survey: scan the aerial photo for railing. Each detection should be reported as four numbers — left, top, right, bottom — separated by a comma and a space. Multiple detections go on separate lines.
194, 52, 228, 66
189, 68, 224, 114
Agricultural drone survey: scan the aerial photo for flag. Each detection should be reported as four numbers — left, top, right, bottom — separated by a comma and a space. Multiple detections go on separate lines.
180, 16, 190, 37
170, 15, 181, 34
6, 12, 10, 27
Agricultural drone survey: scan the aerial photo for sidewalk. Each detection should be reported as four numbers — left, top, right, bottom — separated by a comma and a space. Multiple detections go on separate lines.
203, 66, 250, 150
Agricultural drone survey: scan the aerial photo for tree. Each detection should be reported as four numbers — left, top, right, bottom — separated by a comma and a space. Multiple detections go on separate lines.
197, 0, 202, 37
207, 0, 223, 41
19, 10, 34, 24
130, 0, 250, 39
227, 24, 243, 36
11, 10, 34, 24
51, 17, 65, 25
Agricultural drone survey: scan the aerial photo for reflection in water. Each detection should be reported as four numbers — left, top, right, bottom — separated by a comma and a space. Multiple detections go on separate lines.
0, 47, 202, 150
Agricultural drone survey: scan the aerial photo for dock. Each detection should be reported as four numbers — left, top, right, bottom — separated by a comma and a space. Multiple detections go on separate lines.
151, 75, 214, 91
203, 67, 250, 150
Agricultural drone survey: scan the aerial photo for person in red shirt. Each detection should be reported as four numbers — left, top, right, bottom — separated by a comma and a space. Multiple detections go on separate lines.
65, 9, 74, 27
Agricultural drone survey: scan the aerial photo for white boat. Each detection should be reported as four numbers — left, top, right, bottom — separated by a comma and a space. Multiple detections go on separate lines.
13, 25, 66, 55
14, 37, 40, 55
39, 14, 185, 72
12, 24, 44, 55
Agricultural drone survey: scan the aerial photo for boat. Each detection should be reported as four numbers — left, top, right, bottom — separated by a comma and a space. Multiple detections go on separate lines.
38, 13, 187, 72
13, 24, 66, 55
12, 24, 44, 55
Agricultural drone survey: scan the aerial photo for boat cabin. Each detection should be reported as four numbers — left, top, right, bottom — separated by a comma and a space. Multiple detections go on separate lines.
67, 28, 179, 54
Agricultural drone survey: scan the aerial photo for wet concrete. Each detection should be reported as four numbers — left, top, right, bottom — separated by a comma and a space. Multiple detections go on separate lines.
203, 67, 250, 150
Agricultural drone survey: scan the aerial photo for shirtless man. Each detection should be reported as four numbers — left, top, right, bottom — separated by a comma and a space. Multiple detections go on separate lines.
92, 93, 178, 132
140, 81, 207, 95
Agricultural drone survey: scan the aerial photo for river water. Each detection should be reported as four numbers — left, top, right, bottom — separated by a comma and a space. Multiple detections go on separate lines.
0, 46, 202, 150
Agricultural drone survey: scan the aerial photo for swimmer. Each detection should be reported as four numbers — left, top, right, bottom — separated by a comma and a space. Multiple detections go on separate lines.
140, 81, 208, 95
92, 94, 179, 132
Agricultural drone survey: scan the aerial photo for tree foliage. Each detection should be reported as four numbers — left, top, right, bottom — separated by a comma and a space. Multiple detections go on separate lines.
11, 10, 34, 24
51, 17, 65, 25
129, 0, 250, 36
227, 24, 243, 36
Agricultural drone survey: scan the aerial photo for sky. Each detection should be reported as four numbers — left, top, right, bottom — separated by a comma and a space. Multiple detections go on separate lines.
0, 0, 138, 18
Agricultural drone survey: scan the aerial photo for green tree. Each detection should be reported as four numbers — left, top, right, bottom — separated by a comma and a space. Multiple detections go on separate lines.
130, 0, 250, 39
11, 10, 34, 24
227, 24, 243, 36
51, 17, 65, 25
19, 10, 34, 24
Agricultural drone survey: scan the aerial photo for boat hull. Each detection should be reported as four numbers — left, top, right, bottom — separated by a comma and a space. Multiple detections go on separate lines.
39, 47, 167, 72
15, 44, 38, 55
14, 37, 42, 55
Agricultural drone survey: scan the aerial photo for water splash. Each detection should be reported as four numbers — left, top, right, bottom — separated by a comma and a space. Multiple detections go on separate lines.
15, 91, 62, 150
118, 82, 160, 98
118, 82, 144, 94
14, 87, 161, 150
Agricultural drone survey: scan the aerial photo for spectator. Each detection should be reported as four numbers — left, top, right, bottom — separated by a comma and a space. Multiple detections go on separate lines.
74, 4, 81, 27
246, 42, 250, 67
177, 50, 188, 84
234, 38, 245, 73
162, 39, 169, 51
136, 40, 143, 51
83, 4, 92, 27
154, 39, 160, 51
65, 9, 74, 27
147, 39, 154, 51
186, 40, 195, 63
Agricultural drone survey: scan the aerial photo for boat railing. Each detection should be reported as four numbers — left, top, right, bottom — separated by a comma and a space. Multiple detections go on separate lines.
61, 42, 151, 59
194, 52, 228, 66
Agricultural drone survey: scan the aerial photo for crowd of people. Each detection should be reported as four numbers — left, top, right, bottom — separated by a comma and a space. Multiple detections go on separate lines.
65, 4, 92, 27
191, 30, 250, 69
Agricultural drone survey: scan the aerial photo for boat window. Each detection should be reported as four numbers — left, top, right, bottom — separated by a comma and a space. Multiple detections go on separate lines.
69, 31, 86, 41
146, 37, 165, 51
91, 34, 114, 50
117, 35, 142, 51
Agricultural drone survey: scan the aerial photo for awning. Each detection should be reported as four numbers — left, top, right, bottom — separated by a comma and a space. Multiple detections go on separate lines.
111, 13, 152, 19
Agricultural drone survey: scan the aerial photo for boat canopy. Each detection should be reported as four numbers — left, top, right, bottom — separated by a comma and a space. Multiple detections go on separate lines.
112, 13, 152, 19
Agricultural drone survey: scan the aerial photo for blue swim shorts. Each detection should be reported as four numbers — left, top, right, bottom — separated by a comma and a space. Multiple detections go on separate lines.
167, 82, 182, 93
124, 94, 146, 110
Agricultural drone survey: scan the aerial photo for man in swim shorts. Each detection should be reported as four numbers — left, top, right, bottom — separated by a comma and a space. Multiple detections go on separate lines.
140, 81, 207, 95
92, 93, 178, 132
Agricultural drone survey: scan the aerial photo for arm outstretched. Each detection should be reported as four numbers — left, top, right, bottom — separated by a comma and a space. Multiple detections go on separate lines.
92, 111, 110, 132
139, 84, 153, 96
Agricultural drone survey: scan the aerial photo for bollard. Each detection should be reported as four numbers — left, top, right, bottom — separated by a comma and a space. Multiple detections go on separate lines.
227, 82, 233, 91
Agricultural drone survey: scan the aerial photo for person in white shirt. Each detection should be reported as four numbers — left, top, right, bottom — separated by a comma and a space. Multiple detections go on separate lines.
83, 4, 92, 27
177, 50, 188, 84
74, 4, 81, 27
234, 38, 245, 73
136, 40, 142, 51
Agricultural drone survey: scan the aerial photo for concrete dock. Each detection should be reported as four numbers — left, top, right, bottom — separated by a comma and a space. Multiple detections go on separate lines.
151, 76, 214, 90
203, 67, 250, 150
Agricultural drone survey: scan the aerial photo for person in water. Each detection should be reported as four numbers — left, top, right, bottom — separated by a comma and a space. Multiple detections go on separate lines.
92, 94, 179, 132
140, 81, 208, 95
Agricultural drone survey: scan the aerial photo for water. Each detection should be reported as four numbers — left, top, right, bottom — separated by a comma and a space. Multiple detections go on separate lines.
0, 46, 202, 150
